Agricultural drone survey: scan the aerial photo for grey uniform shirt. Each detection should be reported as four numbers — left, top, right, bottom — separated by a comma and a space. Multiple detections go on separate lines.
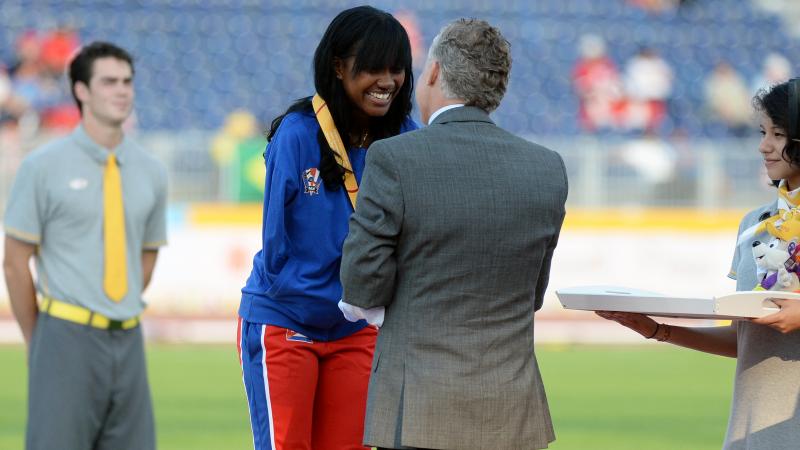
4, 125, 168, 320
726, 201, 800, 450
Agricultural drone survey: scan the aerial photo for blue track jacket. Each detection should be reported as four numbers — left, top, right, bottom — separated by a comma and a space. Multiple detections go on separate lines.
240, 108, 417, 341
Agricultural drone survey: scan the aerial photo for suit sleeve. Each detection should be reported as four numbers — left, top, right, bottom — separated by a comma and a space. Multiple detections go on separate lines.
340, 140, 403, 308
534, 153, 568, 311
534, 210, 565, 311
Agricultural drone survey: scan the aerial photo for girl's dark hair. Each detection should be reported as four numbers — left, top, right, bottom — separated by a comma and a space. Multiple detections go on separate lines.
754, 79, 800, 167
266, 6, 414, 190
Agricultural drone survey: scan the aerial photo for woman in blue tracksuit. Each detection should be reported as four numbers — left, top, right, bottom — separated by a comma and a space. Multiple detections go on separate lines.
237, 6, 417, 450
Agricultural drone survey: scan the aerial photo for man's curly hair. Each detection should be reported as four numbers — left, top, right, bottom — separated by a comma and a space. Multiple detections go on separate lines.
429, 19, 511, 112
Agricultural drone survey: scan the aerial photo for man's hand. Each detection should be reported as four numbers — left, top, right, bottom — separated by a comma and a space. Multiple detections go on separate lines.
751, 298, 800, 334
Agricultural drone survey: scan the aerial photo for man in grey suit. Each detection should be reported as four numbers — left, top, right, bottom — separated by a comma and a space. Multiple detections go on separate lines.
338, 18, 568, 450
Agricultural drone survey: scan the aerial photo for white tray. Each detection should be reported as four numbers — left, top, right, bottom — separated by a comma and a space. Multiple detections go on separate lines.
555, 285, 800, 319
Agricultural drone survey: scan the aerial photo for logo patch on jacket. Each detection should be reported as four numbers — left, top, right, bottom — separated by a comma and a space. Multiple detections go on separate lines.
286, 329, 314, 344
303, 168, 320, 195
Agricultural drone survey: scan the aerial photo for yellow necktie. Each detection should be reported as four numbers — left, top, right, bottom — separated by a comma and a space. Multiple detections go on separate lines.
103, 153, 128, 301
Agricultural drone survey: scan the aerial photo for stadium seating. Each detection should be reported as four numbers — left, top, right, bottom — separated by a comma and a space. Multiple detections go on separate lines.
0, 0, 797, 137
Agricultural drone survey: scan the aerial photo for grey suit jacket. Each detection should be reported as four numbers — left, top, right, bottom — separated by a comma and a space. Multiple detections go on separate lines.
340, 106, 568, 450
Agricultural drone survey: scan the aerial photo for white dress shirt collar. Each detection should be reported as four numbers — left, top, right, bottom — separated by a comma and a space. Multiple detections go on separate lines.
428, 104, 465, 125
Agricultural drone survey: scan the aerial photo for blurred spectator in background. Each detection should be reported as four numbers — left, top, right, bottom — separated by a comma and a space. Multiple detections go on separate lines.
394, 10, 425, 71
751, 52, 792, 93
614, 130, 678, 202
0, 64, 28, 124
8, 30, 40, 75
627, 0, 683, 12
8, 30, 42, 131
9, 28, 80, 136
622, 46, 673, 132
38, 26, 81, 131
704, 61, 752, 137
0, 63, 30, 188
572, 34, 624, 132
39, 26, 80, 74
210, 109, 265, 202
666, 127, 700, 201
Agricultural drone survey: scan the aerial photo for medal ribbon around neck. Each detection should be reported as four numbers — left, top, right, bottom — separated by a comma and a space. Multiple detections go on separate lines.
312, 93, 359, 210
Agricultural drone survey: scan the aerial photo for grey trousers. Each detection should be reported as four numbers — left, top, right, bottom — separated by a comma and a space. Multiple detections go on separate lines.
26, 313, 155, 450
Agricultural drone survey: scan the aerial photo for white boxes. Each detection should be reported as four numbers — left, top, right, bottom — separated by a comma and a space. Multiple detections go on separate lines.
555, 285, 800, 319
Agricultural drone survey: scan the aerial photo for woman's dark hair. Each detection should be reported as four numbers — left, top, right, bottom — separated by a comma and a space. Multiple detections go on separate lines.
266, 6, 414, 190
753, 79, 800, 167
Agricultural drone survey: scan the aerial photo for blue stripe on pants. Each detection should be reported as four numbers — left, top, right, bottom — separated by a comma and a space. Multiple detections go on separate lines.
240, 319, 275, 450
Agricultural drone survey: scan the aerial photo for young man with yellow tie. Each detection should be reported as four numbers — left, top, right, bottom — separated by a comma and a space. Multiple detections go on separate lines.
3, 41, 167, 450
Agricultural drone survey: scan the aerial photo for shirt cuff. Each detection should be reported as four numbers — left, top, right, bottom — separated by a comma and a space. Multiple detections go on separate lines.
338, 300, 384, 328
4, 226, 41, 244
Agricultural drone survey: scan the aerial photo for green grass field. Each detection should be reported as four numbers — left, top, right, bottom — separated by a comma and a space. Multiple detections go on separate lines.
0, 344, 735, 450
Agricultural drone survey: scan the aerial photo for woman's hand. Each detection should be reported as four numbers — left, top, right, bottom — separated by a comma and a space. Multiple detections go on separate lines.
751, 298, 800, 334
595, 311, 659, 339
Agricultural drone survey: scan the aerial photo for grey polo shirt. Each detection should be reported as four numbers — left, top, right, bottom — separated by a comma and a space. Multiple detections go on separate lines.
4, 125, 168, 320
